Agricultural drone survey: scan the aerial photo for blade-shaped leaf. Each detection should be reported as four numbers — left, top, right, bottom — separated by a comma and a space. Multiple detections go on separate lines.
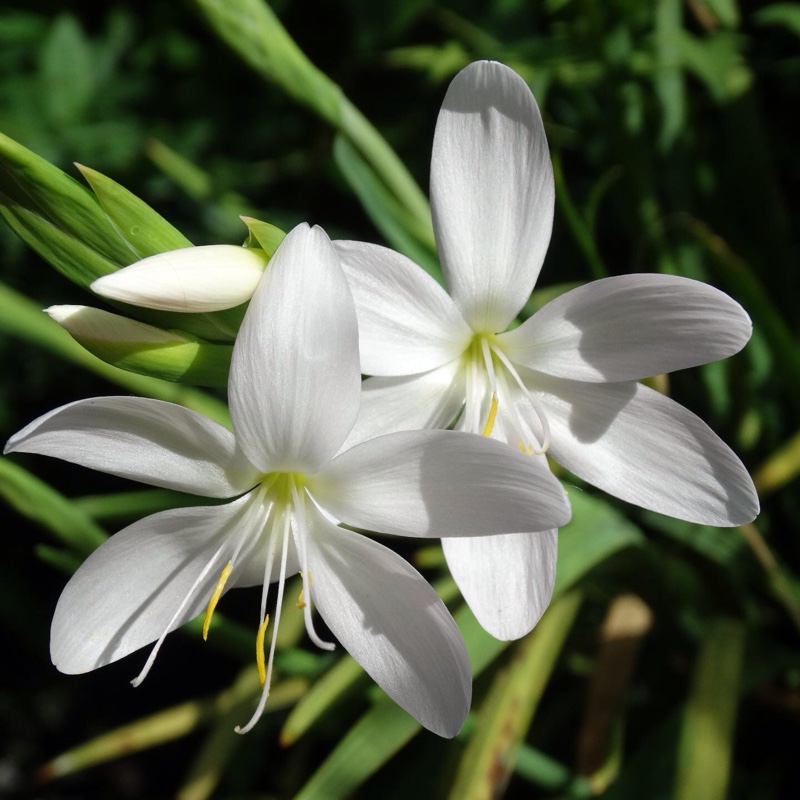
0, 131, 133, 265
673, 618, 746, 800
447, 590, 583, 800
77, 163, 193, 259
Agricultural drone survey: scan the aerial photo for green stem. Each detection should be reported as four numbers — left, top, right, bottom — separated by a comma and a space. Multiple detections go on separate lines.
193, 0, 432, 235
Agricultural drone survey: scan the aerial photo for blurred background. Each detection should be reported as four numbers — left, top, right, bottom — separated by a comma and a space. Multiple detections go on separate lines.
1, 0, 799, 798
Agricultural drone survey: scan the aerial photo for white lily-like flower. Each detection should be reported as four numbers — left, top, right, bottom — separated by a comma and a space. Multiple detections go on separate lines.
332, 61, 760, 641
5, 223, 571, 737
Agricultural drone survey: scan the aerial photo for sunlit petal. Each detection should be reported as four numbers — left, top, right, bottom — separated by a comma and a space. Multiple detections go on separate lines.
500, 274, 752, 381
315, 429, 571, 537
4, 396, 258, 497
229, 224, 361, 473
431, 60, 554, 331
304, 506, 471, 737
51, 494, 258, 673
531, 373, 760, 525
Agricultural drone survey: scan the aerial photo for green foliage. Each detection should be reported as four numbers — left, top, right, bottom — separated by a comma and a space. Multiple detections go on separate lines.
1, 1, 798, 798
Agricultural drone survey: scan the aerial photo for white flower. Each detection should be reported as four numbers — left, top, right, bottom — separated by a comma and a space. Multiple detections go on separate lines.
5, 223, 571, 737
332, 61, 760, 641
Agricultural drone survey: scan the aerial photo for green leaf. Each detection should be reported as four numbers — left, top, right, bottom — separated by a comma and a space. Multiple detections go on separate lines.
177, 674, 308, 800
0, 197, 119, 288
193, 0, 431, 232
640, 511, 744, 566
292, 693, 420, 800
74, 489, 216, 522
0, 457, 107, 555
554, 490, 645, 593
38, 669, 305, 784
0, 279, 231, 426
77, 163, 193, 259
0, 131, 133, 266
280, 654, 366, 746
653, 0, 687, 151
39, 15, 95, 125
753, 3, 800, 37
702, 0, 740, 27
333, 135, 440, 281
673, 618, 746, 800
448, 591, 583, 800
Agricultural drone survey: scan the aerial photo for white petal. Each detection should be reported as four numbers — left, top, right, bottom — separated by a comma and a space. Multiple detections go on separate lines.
303, 506, 471, 737
51, 495, 257, 673
530, 374, 760, 525
91, 245, 267, 312
335, 240, 472, 375
229, 224, 361, 474
443, 529, 557, 641
500, 274, 752, 381
4, 397, 258, 497
431, 61, 554, 332
314, 429, 571, 538
340, 361, 466, 450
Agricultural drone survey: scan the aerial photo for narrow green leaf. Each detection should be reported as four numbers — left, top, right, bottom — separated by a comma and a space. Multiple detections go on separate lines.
754, 3, 800, 37
448, 590, 583, 800
687, 218, 800, 392
553, 152, 608, 280
654, 0, 687, 151
333, 135, 441, 281
38, 668, 305, 784
280, 654, 366, 746
35, 544, 84, 576
554, 490, 645, 593
193, 0, 431, 232
177, 673, 308, 800
0, 131, 133, 266
0, 457, 107, 555
292, 694, 420, 800
514, 744, 592, 796
753, 428, 800, 497
39, 14, 94, 125
703, 0, 740, 27
0, 198, 119, 288
0, 280, 231, 426
77, 163, 193, 259
74, 489, 214, 521
673, 618, 746, 800
640, 511, 744, 566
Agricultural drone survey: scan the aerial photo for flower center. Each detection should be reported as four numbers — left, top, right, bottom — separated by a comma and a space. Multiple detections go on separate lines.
463, 334, 551, 455
128, 471, 334, 735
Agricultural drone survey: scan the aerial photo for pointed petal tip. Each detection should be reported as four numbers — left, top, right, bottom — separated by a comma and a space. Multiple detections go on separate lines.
44, 304, 83, 324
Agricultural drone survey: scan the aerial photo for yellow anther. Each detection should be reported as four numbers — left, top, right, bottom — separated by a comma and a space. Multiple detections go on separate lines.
296, 588, 306, 609
203, 561, 233, 641
517, 440, 534, 456
256, 614, 270, 686
482, 393, 499, 437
